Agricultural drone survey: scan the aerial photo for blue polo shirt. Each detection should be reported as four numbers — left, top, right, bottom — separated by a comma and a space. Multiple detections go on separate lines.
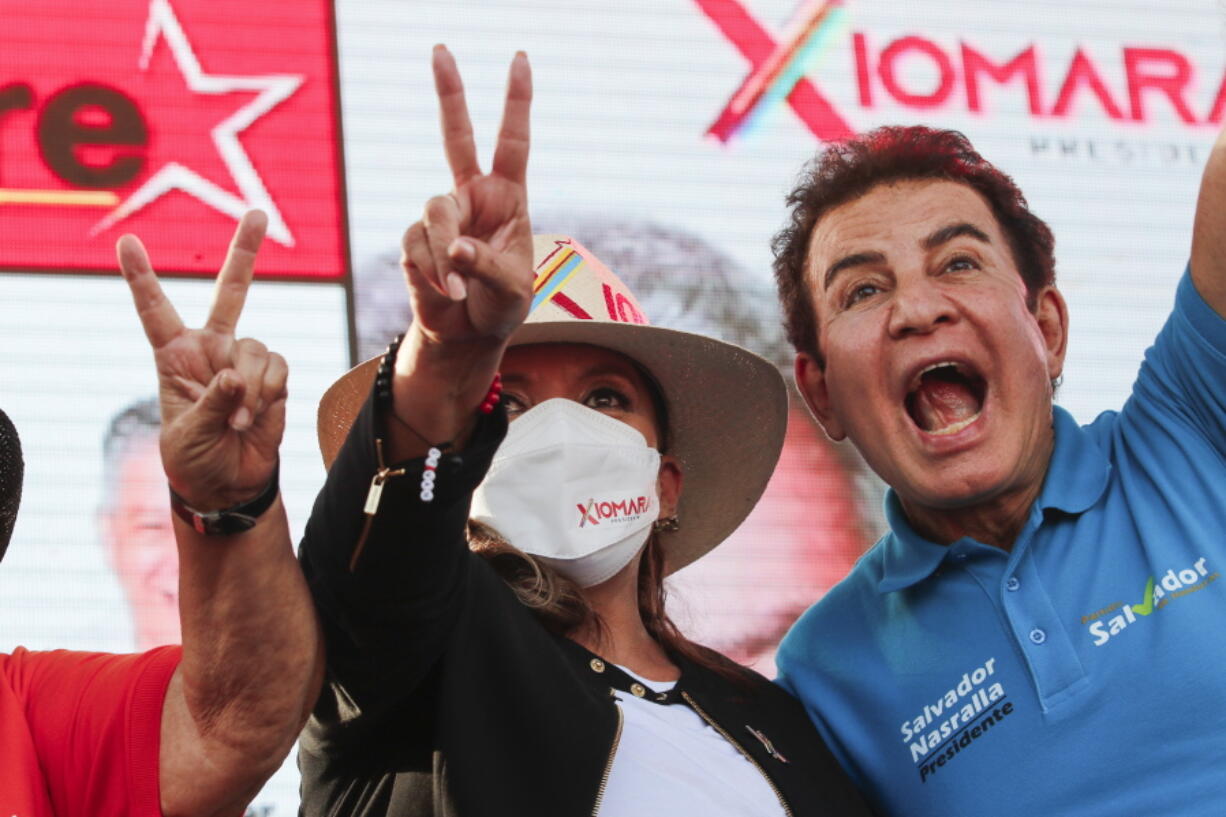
777, 270, 1226, 817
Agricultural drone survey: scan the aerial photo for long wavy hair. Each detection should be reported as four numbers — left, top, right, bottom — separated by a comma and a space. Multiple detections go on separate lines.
468, 520, 756, 687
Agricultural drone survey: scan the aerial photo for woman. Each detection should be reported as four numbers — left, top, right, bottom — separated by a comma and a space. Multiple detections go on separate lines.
297, 46, 872, 817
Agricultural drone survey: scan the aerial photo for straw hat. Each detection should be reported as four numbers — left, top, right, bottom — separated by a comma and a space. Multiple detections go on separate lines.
317, 235, 787, 574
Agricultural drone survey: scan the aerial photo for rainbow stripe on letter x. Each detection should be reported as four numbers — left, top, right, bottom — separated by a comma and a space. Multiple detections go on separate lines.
531, 243, 586, 313
701, 0, 850, 143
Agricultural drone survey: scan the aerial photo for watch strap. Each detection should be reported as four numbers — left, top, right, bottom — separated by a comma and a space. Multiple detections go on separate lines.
169, 463, 280, 536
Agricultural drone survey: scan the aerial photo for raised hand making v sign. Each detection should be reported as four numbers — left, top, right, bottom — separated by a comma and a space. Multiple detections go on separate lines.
388, 45, 534, 459
118, 211, 286, 512
115, 211, 322, 817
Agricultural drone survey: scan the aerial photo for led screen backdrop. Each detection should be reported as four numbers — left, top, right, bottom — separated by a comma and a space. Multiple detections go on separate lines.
2, 0, 1223, 812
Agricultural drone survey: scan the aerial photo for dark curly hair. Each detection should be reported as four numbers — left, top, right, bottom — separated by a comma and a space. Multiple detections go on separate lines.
772, 126, 1056, 365
0, 409, 23, 557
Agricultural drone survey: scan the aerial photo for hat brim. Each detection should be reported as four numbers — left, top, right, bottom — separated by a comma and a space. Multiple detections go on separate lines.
317, 322, 787, 575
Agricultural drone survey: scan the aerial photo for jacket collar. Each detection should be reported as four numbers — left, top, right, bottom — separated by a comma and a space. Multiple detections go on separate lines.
554, 630, 765, 704
877, 405, 1111, 593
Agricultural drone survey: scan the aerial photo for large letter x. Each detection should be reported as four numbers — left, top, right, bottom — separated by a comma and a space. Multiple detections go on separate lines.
697, 0, 855, 143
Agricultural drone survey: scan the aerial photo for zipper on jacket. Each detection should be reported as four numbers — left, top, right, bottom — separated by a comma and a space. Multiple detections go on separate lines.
591, 698, 624, 816
680, 691, 794, 817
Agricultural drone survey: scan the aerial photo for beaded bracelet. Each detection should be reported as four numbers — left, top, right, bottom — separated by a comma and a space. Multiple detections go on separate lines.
373, 333, 501, 503
350, 334, 503, 570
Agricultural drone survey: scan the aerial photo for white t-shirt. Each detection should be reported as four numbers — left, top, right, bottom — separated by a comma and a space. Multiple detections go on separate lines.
596, 666, 789, 817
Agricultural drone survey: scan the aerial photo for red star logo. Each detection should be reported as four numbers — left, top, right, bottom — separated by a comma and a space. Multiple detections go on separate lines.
0, 0, 345, 278
92, 0, 302, 246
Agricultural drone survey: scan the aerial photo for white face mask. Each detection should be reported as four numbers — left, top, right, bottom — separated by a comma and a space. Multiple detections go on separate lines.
470, 398, 663, 587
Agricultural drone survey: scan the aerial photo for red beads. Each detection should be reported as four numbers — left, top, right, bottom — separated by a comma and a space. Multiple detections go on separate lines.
480, 373, 503, 414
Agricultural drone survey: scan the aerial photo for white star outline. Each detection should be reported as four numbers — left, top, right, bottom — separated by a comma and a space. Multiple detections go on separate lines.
91, 0, 303, 246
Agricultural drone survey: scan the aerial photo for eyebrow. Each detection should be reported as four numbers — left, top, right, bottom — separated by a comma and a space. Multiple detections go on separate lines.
580, 363, 639, 383
500, 371, 532, 387
821, 222, 992, 290
923, 222, 991, 251
822, 251, 886, 290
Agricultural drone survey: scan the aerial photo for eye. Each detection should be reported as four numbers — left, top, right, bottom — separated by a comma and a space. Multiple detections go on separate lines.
502, 392, 529, 417
944, 254, 979, 273
842, 282, 882, 308
584, 386, 630, 411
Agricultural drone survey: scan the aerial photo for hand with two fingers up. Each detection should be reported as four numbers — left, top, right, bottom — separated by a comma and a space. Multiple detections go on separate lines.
403, 44, 535, 348
390, 45, 536, 453
117, 209, 287, 513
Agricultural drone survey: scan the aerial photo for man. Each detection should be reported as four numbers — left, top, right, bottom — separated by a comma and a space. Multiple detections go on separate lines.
100, 397, 180, 651
773, 125, 1226, 815
0, 211, 322, 817
355, 215, 874, 674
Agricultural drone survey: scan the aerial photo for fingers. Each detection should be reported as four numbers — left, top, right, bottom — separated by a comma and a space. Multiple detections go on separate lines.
433, 46, 530, 186
250, 351, 289, 447
422, 194, 469, 300
191, 369, 247, 431
262, 352, 289, 408
194, 340, 286, 433
117, 233, 186, 348
230, 338, 271, 430
433, 45, 482, 187
403, 221, 448, 302
447, 235, 529, 299
206, 210, 268, 336
491, 51, 532, 185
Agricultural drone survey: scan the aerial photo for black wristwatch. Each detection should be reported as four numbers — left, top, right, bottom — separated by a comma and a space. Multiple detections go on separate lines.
169, 463, 280, 536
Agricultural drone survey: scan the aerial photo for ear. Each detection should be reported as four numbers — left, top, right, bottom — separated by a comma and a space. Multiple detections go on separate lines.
794, 353, 846, 441
1033, 285, 1069, 381
657, 456, 683, 518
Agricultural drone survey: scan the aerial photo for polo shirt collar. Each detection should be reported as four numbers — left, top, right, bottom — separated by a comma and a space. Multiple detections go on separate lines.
1036, 405, 1112, 515
877, 405, 1111, 594
876, 493, 949, 593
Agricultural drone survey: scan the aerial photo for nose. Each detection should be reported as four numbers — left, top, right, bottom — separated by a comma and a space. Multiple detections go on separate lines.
887, 277, 957, 338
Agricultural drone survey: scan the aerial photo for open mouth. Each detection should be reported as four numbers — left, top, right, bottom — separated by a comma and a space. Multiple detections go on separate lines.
904, 361, 987, 436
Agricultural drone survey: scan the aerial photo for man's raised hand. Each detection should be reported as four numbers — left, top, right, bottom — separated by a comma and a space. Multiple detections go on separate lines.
117, 210, 287, 511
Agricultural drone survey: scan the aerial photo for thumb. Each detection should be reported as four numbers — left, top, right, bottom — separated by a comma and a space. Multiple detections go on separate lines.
446, 236, 525, 296
191, 369, 247, 429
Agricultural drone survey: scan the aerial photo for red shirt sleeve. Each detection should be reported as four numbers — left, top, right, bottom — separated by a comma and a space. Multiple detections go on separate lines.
6, 646, 182, 817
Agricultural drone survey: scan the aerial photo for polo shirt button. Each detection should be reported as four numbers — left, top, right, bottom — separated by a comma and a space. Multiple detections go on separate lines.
590, 658, 606, 673
954, 552, 968, 562
1006, 577, 1020, 592
1029, 628, 1047, 645
631, 683, 647, 697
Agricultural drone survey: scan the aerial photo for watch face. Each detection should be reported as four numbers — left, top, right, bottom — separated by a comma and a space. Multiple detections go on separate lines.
173, 492, 270, 536
198, 512, 259, 537
171, 463, 279, 536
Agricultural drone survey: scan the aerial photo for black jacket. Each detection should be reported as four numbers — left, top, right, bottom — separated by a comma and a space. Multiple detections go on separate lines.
298, 394, 872, 817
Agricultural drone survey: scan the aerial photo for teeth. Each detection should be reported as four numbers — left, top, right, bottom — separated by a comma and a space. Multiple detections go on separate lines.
920, 361, 960, 376
926, 412, 981, 436
910, 361, 962, 392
